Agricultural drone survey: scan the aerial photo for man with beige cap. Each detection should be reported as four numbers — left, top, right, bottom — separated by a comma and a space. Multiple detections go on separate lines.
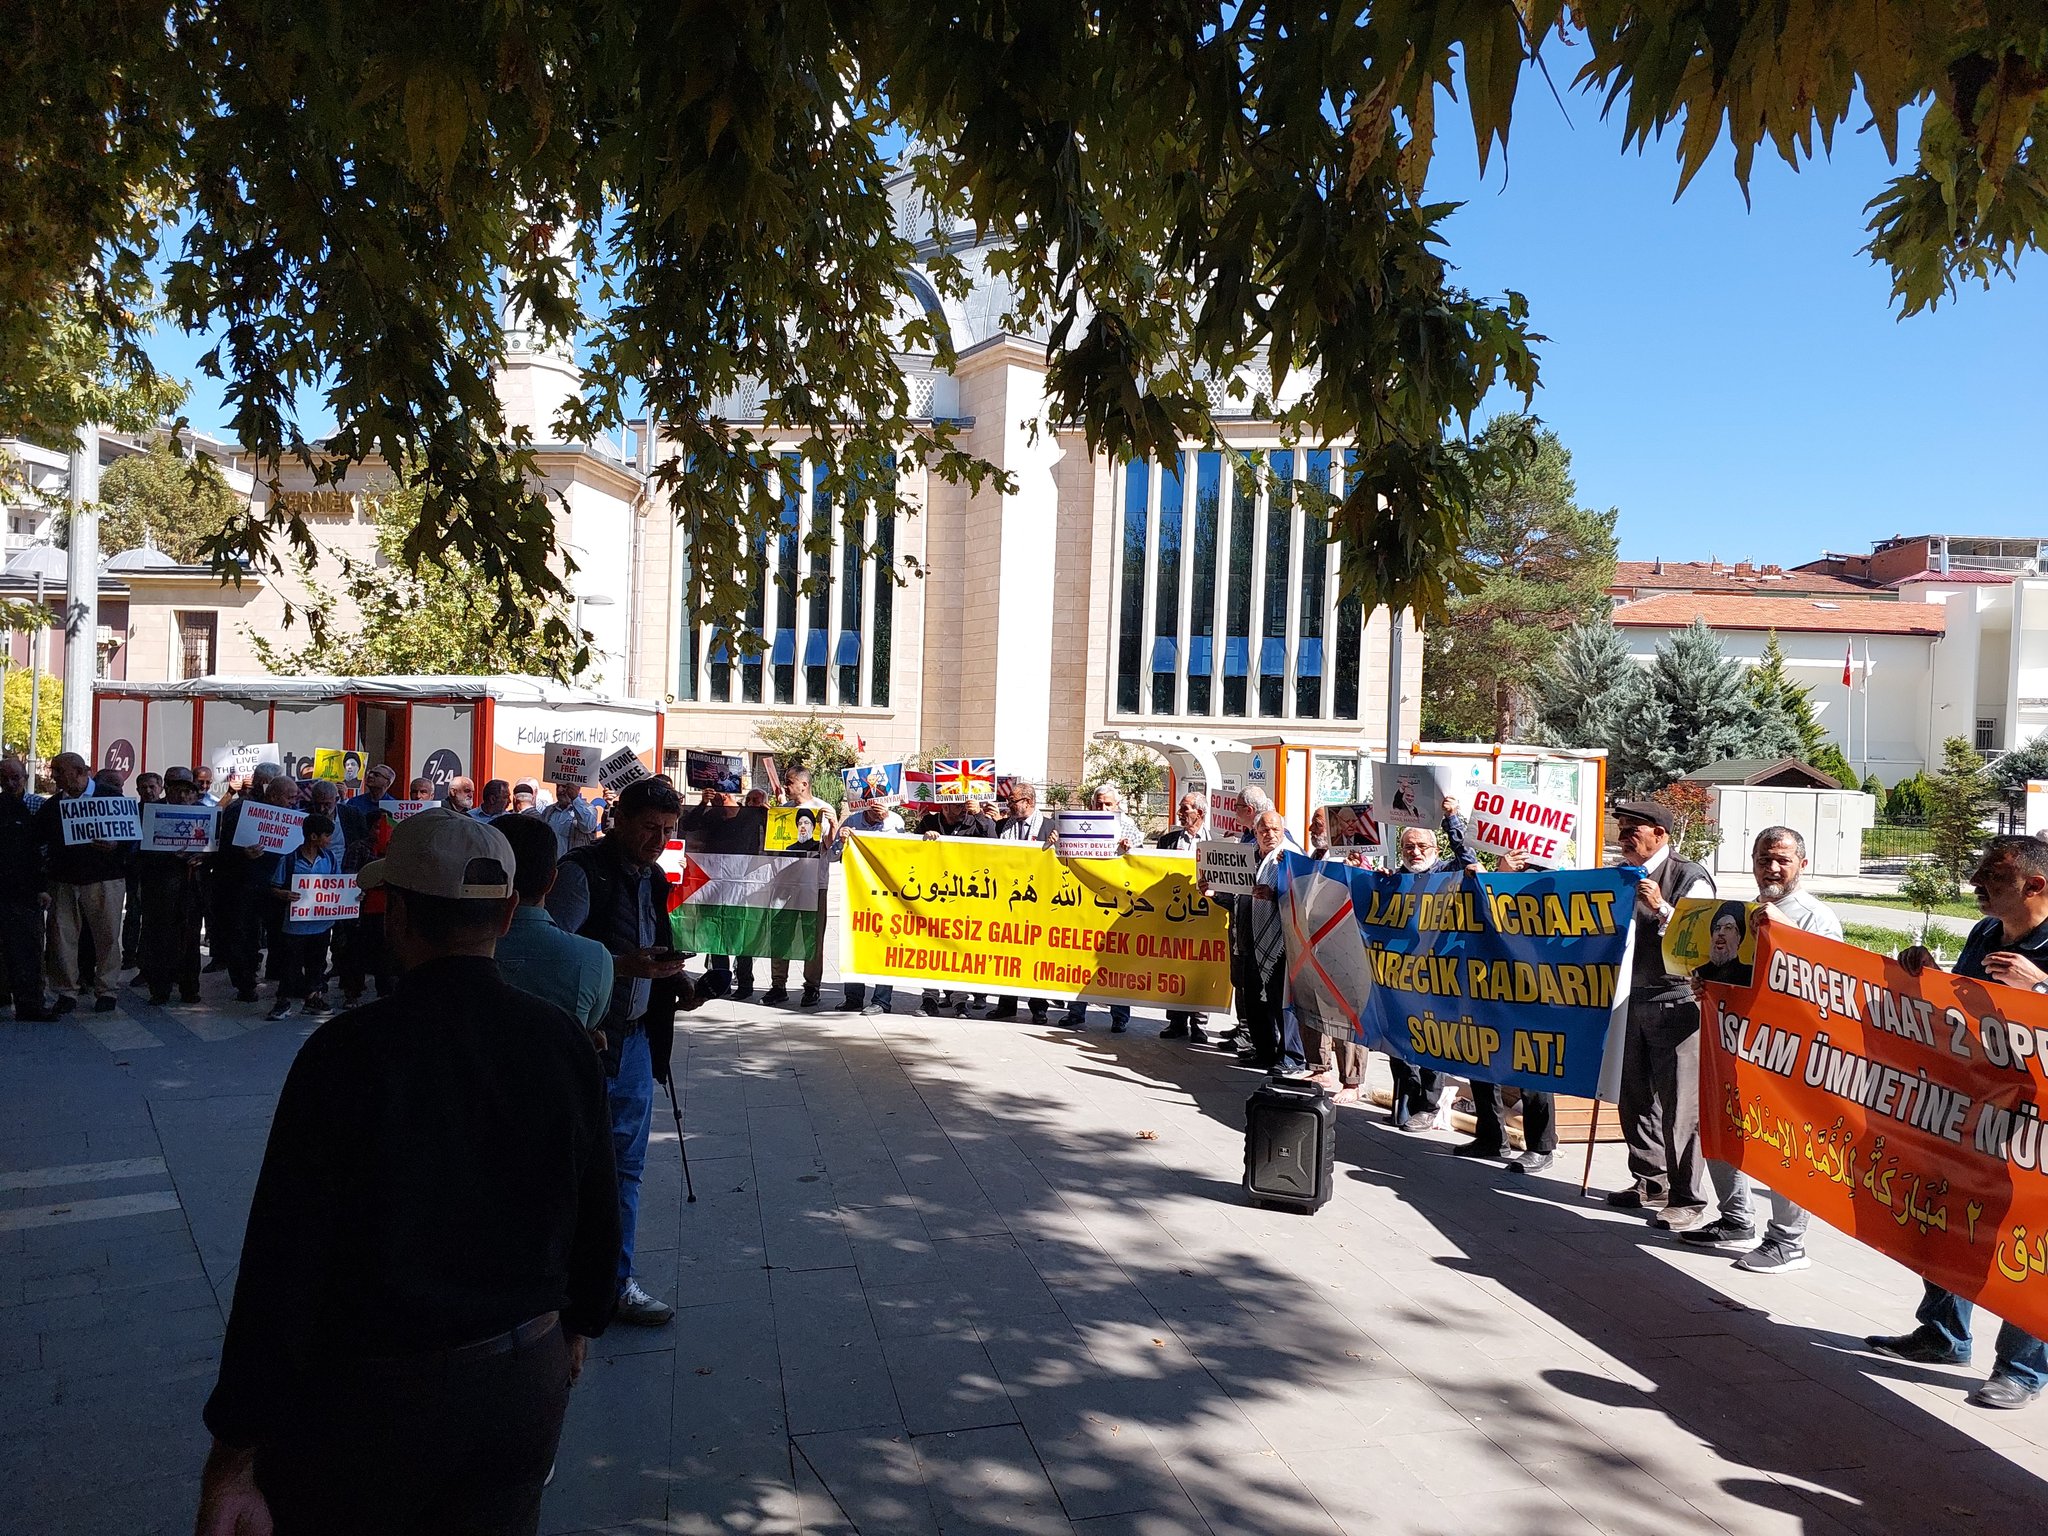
197, 812, 619, 1536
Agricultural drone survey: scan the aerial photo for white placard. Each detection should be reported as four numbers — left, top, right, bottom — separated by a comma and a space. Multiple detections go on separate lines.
211, 741, 282, 780
385, 799, 439, 822
1195, 838, 1257, 896
543, 741, 602, 787
141, 803, 218, 854
232, 801, 306, 855
1466, 786, 1582, 869
291, 872, 361, 921
58, 797, 140, 845
1372, 761, 1447, 830
598, 745, 653, 793
1055, 809, 1121, 859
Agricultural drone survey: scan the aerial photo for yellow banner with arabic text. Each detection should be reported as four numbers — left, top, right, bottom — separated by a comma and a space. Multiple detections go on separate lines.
839, 834, 1231, 1009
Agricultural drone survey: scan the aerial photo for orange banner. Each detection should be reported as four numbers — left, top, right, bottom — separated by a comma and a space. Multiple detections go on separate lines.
1701, 922, 2048, 1339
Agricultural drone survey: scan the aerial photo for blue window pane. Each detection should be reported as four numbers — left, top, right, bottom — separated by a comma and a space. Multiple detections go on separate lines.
1260, 637, 1287, 673
1188, 635, 1213, 673
709, 641, 729, 664
805, 630, 827, 666
1297, 637, 1324, 677
835, 630, 861, 666
771, 632, 795, 665
1151, 637, 1177, 672
1224, 637, 1250, 677
741, 653, 762, 669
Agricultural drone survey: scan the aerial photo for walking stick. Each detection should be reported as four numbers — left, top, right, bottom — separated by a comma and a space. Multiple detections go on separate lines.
1579, 1098, 1603, 1196
664, 1072, 697, 1203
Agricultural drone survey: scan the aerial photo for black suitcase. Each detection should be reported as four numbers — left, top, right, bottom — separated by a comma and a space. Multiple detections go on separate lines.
1243, 1078, 1336, 1212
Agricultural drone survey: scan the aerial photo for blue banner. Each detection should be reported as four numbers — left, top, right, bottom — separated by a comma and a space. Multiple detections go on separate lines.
1276, 855, 1639, 1099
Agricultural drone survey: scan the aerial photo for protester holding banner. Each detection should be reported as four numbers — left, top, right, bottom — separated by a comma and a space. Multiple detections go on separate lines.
1382, 805, 1482, 1134
1610, 800, 1716, 1230
33, 752, 137, 1014
1858, 834, 2048, 1409
548, 777, 689, 1329
0, 755, 65, 1021
916, 795, 998, 1016
974, 782, 1053, 1023
1679, 826, 1845, 1272
211, 764, 278, 1002
543, 785, 600, 855
1147, 792, 1214, 1044
765, 766, 835, 1009
1212, 786, 1281, 1060
1244, 810, 1311, 1077
267, 815, 344, 1020
121, 771, 164, 969
1062, 784, 1146, 1033
134, 769, 209, 1006
834, 794, 906, 1015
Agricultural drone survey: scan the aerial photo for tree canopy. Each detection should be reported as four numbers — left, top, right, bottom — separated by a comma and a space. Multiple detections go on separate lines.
1420, 415, 1616, 742
5, 3, 2044, 646
96, 440, 244, 565
247, 486, 582, 681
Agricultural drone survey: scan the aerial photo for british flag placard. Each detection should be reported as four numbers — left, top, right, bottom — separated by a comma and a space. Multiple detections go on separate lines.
932, 757, 996, 803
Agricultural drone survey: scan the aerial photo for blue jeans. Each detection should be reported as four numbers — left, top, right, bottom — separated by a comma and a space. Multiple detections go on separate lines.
608, 1027, 655, 1292
1917, 1280, 2048, 1388
1066, 1002, 1130, 1029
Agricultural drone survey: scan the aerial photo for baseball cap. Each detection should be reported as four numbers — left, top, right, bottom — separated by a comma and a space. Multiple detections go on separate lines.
1613, 800, 1673, 831
357, 811, 515, 899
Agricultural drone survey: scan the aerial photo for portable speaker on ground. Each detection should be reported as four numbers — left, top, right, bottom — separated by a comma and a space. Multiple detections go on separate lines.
1243, 1078, 1336, 1212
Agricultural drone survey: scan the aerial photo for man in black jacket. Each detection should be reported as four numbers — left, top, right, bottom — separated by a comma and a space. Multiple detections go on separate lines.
195, 812, 618, 1536
547, 777, 691, 1328
1, 755, 64, 1020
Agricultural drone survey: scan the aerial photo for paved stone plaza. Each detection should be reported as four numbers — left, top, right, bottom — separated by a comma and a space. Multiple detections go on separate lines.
5, 961, 2048, 1534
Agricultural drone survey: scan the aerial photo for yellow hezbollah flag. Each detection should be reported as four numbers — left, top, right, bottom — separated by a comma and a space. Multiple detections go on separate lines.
840, 834, 1231, 1010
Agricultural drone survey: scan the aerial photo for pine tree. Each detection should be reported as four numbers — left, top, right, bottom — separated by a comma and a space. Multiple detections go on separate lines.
1644, 620, 1794, 783
1745, 631, 1828, 760
1926, 736, 1995, 884
1810, 742, 1856, 787
1420, 416, 1618, 741
1530, 620, 1665, 795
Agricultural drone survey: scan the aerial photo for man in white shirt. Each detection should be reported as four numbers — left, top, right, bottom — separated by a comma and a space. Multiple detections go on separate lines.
765, 767, 835, 1008
1682, 825, 1841, 1272
542, 785, 600, 855
834, 796, 905, 1015
987, 782, 1054, 1023
1609, 800, 1717, 1230
1061, 783, 1144, 1032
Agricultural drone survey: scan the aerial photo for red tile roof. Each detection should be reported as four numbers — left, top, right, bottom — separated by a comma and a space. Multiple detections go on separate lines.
1610, 560, 1885, 597
1610, 594, 1948, 636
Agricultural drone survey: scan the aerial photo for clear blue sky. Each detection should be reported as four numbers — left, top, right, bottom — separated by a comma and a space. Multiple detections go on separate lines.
147, 79, 2044, 571
1426, 84, 2046, 567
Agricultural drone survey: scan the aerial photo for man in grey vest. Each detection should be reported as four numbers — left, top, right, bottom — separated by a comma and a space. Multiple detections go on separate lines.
1607, 801, 1715, 1229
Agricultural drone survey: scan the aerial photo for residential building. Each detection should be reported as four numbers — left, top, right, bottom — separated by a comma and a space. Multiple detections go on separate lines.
1612, 533, 2048, 780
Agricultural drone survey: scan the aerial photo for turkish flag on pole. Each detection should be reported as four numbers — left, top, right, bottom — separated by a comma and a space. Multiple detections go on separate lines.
1842, 644, 1853, 687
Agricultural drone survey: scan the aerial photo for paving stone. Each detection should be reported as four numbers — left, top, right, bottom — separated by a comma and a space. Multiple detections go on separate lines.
793, 1427, 942, 1535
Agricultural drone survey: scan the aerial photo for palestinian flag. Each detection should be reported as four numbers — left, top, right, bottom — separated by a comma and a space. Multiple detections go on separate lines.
666, 850, 822, 960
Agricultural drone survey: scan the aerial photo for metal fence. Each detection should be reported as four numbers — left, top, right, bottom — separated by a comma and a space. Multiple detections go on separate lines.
1862, 818, 1932, 862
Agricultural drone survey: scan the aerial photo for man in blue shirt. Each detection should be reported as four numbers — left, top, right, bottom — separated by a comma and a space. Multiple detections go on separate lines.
493, 813, 613, 1035
1866, 834, 2048, 1411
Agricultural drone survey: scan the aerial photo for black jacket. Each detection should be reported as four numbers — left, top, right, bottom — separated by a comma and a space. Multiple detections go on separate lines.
558, 843, 687, 1084
0, 793, 43, 899
203, 957, 619, 1450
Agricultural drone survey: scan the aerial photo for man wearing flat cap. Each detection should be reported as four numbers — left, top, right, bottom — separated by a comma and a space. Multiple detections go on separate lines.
196, 812, 619, 1536
1609, 800, 1716, 1230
